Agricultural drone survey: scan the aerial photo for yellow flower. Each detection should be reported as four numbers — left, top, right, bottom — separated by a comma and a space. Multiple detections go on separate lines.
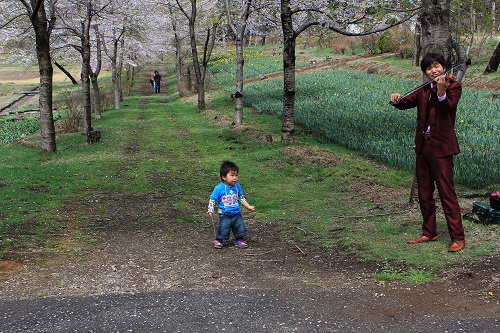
488, 291, 494, 296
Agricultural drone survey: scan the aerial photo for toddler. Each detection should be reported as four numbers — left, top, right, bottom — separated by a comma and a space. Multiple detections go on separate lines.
208, 161, 255, 248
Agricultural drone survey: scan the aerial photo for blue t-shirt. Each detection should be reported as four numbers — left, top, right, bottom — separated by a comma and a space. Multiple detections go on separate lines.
210, 182, 244, 215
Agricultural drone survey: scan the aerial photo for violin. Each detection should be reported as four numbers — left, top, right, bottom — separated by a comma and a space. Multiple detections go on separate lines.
389, 65, 460, 105
442, 73, 456, 82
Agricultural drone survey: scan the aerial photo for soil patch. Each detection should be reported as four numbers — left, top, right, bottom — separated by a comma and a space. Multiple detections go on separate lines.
1, 186, 498, 317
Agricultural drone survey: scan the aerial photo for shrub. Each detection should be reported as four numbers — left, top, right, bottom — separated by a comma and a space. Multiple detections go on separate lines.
332, 41, 347, 55
399, 44, 413, 59
378, 30, 399, 53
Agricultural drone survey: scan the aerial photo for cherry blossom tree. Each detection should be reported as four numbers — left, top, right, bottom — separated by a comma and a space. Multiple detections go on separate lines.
56, 0, 94, 134
150, 1, 187, 96
175, 0, 222, 111
168, 3, 189, 96
224, 0, 282, 124
99, 0, 156, 109
279, 0, 420, 143
224, 0, 252, 125
55, 0, 119, 134
1, 0, 57, 152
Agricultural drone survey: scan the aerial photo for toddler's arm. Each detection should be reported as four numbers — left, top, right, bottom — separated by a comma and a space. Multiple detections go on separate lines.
240, 196, 255, 212
207, 199, 216, 217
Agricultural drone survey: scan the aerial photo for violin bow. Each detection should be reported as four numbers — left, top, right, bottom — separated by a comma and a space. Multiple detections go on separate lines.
389, 64, 461, 105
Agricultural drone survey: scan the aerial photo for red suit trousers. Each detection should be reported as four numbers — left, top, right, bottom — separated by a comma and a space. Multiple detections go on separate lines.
416, 139, 465, 241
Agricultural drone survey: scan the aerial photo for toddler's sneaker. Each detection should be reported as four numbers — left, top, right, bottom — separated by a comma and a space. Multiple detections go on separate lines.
235, 239, 248, 248
213, 240, 223, 249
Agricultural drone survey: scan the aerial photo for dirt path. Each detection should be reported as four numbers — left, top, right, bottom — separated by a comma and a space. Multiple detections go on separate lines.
1, 195, 499, 318
1, 77, 499, 320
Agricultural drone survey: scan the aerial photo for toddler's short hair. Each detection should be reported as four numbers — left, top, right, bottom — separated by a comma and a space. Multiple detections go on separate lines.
220, 161, 239, 180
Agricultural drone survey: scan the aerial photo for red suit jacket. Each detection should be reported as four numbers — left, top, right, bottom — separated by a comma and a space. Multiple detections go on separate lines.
393, 80, 462, 157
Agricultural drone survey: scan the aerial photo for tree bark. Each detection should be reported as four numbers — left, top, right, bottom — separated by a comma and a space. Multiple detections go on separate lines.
412, 23, 421, 67
91, 24, 103, 120
280, 0, 296, 144
169, 6, 184, 97
29, 0, 57, 152
420, 0, 453, 63
109, 27, 125, 110
185, 1, 205, 110
484, 42, 500, 74
80, 14, 92, 135
233, 39, 245, 125
225, 0, 252, 125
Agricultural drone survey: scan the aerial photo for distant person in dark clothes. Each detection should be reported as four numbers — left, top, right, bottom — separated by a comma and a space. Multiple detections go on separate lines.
149, 71, 154, 87
153, 70, 162, 93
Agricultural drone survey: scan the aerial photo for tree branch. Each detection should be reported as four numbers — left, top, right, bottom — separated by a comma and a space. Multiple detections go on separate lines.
30, 0, 44, 22
0, 14, 26, 29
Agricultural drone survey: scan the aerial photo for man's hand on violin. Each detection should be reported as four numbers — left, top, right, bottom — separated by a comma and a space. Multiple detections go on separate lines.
390, 93, 401, 104
435, 74, 450, 97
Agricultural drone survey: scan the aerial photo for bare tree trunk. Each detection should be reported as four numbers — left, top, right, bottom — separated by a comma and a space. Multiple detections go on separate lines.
280, 0, 296, 144
28, 0, 57, 152
112, 58, 120, 109
493, 1, 496, 31
187, 66, 192, 92
110, 27, 125, 110
91, 24, 103, 120
412, 23, 421, 67
175, 50, 183, 96
466, 8, 476, 56
420, 0, 453, 63
169, 6, 184, 97
80, 16, 92, 135
177, 0, 219, 111
233, 39, 245, 125
90, 73, 101, 120
225, 0, 252, 125
185, 1, 205, 110
451, 36, 469, 82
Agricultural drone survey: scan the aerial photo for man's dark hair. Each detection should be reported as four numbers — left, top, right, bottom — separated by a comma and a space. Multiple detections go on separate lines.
220, 161, 239, 180
420, 53, 448, 72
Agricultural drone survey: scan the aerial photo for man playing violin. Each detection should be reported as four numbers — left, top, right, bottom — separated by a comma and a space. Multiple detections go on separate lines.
390, 52, 465, 252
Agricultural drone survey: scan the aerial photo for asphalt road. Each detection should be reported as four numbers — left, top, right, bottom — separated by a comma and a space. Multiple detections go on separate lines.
1, 288, 498, 333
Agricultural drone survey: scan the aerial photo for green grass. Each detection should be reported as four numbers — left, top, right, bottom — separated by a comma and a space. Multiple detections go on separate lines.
1, 57, 499, 283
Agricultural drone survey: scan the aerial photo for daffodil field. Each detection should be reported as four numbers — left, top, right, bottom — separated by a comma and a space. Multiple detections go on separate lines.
208, 50, 304, 85
240, 69, 499, 187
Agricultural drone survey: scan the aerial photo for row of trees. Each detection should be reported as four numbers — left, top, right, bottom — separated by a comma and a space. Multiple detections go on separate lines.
0, 0, 498, 151
1, 0, 152, 152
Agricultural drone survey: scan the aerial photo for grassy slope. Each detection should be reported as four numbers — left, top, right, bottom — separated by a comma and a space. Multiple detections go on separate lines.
0, 60, 499, 282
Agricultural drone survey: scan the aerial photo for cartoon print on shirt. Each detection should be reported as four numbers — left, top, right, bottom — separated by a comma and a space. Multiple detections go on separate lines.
221, 189, 239, 208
